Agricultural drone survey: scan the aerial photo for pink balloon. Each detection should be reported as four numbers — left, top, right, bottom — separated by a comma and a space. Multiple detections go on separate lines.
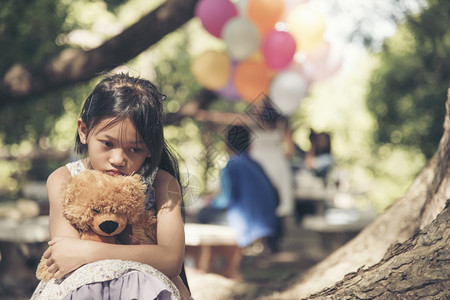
262, 30, 297, 70
304, 41, 344, 82
195, 0, 238, 38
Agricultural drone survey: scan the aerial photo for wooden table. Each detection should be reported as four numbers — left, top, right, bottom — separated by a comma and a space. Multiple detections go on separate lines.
301, 208, 376, 251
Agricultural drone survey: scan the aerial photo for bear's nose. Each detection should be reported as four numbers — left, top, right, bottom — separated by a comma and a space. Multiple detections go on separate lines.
99, 220, 119, 235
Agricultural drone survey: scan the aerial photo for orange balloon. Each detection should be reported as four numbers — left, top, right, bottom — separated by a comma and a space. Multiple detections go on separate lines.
287, 4, 326, 52
233, 60, 272, 102
247, 0, 285, 36
191, 50, 231, 90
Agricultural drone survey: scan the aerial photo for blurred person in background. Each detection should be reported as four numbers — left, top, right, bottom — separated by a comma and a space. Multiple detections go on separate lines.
305, 129, 333, 181
197, 125, 279, 255
248, 101, 295, 249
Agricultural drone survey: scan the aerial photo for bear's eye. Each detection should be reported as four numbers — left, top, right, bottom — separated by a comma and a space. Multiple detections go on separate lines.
92, 208, 100, 213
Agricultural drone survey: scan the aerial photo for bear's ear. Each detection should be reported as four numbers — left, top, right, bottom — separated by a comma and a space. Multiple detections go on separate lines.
109, 175, 146, 223
63, 204, 92, 231
115, 175, 146, 203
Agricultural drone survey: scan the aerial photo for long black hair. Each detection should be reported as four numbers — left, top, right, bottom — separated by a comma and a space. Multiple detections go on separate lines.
75, 73, 179, 180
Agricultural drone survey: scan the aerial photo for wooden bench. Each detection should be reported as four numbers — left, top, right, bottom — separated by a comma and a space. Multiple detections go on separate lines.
0, 216, 49, 244
294, 172, 336, 222
184, 223, 242, 280
0, 216, 49, 292
0, 217, 242, 282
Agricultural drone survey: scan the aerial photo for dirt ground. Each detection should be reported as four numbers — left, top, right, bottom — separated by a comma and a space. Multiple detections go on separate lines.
0, 217, 348, 300
185, 217, 337, 300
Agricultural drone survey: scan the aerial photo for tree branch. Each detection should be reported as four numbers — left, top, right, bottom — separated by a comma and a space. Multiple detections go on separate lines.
0, 0, 199, 105
164, 89, 217, 125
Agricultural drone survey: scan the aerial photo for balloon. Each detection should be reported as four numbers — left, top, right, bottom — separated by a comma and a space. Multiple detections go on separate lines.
191, 50, 231, 90
303, 41, 344, 82
247, 0, 285, 36
195, 0, 238, 38
217, 61, 241, 101
269, 70, 307, 115
282, 0, 308, 19
290, 61, 315, 89
217, 77, 241, 101
234, 0, 248, 16
233, 60, 272, 102
287, 4, 326, 52
222, 17, 260, 61
262, 30, 296, 70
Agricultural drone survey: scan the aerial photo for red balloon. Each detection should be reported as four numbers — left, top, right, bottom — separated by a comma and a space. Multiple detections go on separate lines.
262, 30, 297, 70
195, 0, 238, 38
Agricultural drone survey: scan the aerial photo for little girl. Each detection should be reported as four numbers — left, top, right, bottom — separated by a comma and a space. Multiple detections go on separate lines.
31, 73, 191, 299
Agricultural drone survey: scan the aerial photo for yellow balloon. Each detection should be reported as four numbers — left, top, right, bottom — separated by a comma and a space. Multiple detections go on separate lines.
287, 4, 326, 52
191, 50, 231, 90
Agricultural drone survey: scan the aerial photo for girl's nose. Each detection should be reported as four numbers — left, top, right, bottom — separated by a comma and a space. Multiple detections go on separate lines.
110, 149, 126, 167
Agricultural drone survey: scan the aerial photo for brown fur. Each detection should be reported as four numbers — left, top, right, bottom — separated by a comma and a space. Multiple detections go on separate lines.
36, 170, 157, 281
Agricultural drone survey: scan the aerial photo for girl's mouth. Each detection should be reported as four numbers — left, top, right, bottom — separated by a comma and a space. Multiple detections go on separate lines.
106, 170, 124, 176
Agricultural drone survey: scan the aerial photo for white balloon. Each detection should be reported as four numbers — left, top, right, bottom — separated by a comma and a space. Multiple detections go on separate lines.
269, 70, 307, 115
234, 0, 248, 16
222, 17, 260, 60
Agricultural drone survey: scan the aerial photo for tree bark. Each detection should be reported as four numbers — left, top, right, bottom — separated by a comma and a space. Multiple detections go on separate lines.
265, 90, 450, 299
0, 0, 199, 105
306, 200, 449, 299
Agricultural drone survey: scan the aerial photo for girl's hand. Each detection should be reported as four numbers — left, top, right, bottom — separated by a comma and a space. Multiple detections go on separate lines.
44, 236, 90, 279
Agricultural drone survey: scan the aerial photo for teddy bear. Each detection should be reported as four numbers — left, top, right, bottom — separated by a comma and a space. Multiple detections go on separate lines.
36, 169, 157, 281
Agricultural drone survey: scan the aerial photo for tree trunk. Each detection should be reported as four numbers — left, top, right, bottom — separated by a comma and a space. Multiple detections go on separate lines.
306, 200, 449, 299
0, 0, 199, 105
265, 90, 450, 299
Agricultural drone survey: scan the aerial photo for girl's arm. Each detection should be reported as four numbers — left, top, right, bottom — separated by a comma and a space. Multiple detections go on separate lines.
47, 166, 80, 239
44, 168, 185, 279
43, 166, 84, 278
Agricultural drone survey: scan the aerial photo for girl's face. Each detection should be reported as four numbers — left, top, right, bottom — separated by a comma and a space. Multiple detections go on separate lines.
78, 117, 150, 176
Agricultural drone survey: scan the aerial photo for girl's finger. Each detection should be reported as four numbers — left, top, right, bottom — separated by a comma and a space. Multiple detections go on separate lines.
43, 246, 52, 259
54, 269, 63, 279
45, 258, 54, 267
48, 236, 62, 246
47, 264, 59, 274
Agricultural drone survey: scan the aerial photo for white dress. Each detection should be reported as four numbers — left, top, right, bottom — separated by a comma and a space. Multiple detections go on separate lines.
30, 160, 180, 300
250, 127, 294, 217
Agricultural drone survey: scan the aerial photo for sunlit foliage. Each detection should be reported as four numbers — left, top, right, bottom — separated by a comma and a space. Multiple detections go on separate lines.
367, 0, 449, 159
0, 0, 162, 195
0, 0, 446, 212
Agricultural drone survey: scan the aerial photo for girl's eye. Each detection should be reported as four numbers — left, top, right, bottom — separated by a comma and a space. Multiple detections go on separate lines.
130, 148, 143, 153
92, 208, 100, 213
102, 141, 113, 148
